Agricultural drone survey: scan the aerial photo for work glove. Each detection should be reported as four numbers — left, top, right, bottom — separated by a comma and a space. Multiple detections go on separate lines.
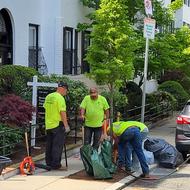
79, 115, 85, 122
65, 126, 71, 134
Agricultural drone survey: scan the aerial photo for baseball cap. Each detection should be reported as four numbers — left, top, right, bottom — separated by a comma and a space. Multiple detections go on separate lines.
58, 81, 68, 89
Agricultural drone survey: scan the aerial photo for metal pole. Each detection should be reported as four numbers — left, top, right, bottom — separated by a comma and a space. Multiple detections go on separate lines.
141, 37, 149, 123
31, 75, 38, 147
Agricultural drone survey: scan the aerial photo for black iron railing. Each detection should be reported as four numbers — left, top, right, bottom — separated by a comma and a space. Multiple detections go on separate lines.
28, 47, 48, 75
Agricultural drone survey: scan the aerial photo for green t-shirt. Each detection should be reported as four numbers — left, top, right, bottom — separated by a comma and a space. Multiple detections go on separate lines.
43, 92, 66, 130
80, 95, 109, 127
112, 121, 147, 136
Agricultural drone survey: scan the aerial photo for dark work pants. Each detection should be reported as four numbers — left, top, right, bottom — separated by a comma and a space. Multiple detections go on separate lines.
45, 122, 65, 169
84, 126, 102, 149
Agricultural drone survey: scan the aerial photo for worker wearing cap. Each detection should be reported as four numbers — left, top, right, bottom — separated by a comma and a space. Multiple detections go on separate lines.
80, 87, 110, 149
43, 81, 70, 170
112, 121, 150, 178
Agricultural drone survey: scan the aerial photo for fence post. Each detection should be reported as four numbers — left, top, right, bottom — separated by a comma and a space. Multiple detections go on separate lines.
116, 112, 121, 122
2, 130, 5, 156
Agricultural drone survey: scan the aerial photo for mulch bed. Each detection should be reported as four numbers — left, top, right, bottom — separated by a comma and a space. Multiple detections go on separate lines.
67, 168, 129, 183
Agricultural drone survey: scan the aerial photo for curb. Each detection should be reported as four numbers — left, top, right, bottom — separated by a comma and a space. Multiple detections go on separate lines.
105, 164, 158, 190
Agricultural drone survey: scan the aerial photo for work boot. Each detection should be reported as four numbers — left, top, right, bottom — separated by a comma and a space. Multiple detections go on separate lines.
51, 165, 68, 171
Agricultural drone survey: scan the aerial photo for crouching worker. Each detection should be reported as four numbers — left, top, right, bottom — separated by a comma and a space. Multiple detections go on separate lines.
111, 121, 150, 178
125, 121, 149, 171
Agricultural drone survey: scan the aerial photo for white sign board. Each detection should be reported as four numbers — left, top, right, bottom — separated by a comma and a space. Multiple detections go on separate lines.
27, 75, 58, 146
144, 18, 156, 39
144, 0, 153, 16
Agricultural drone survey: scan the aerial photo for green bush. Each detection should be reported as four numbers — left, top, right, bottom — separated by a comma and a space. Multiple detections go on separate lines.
0, 123, 23, 156
178, 76, 190, 96
101, 90, 128, 119
0, 65, 40, 100
159, 70, 185, 84
147, 91, 177, 117
39, 75, 88, 115
120, 81, 142, 109
158, 80, 189, 107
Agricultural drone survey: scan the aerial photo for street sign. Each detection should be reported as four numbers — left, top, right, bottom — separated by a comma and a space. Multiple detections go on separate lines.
144, 0, 153, 16
144, 18, 156, 39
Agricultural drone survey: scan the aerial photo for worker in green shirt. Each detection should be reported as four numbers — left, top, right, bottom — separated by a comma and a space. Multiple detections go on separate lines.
120, 121, 149, 171
112, 121, 150, 178
80, 87, 110, 149
43, 82, 70, 170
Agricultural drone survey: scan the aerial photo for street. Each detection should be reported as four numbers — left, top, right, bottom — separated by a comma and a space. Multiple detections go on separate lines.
123, 115, 190, 190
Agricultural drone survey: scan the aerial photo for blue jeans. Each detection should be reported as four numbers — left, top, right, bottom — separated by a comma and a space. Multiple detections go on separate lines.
118, 127, 149, 175
127, 127, 149, 170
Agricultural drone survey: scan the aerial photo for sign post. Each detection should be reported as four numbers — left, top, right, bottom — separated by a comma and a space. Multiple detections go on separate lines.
141, 1, 155, 123
27, 76, 58, 146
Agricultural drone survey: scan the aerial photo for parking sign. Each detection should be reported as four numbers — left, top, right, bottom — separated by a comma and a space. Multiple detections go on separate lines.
144, 18, 156, 39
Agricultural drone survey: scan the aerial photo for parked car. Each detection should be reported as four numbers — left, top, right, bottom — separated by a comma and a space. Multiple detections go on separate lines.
175, 100, 190, 159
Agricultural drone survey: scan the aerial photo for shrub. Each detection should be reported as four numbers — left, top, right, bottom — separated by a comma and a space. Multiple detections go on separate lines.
0, 123, 23, 156
178, 76, 190, 96
101, 90, 128, 119
0, 94, 33, 127
147, 91, 177, 117
121, 81, 142, 95
120, 81, 142, 112
158, 80, 189, 108
39, 74, 88, 115
0, 65, 40, 100
159, 70, 185, 84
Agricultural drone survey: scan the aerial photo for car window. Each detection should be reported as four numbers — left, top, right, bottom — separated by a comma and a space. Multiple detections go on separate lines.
182, 104, 190, 115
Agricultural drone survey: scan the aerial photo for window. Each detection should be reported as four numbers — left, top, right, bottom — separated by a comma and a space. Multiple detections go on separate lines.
81, 31, 91, 73
183, 21, 190, 28
63, 27, 73, 74
65, 30, 72, 50
28, 24, 39, 70
184, 0, 190, 6
0, 13, 6, 32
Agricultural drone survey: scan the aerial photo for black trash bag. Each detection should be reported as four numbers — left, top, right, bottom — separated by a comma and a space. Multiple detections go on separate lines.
91, 149, 112, 179
80, 145, 112, 179
144, 137, 184, 168
80, 145, 94, 176
100, 140, 117, 174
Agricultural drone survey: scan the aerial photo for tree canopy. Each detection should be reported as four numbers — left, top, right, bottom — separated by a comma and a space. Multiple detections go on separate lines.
86, 0, 136, 89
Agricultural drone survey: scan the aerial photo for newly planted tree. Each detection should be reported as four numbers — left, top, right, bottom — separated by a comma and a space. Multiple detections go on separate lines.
86, 0, 136, 123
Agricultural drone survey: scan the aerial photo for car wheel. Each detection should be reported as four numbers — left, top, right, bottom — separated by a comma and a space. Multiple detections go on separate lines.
181, 152, 188, 160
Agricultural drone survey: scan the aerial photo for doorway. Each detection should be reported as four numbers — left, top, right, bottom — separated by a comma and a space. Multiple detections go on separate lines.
0, 9, 13, 66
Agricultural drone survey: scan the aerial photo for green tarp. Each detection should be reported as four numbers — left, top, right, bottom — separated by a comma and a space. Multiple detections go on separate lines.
80, 140, 116, 179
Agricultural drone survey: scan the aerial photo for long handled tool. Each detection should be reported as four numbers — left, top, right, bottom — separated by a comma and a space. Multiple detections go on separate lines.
20, 130, 51, 175
19, 130, 35, 175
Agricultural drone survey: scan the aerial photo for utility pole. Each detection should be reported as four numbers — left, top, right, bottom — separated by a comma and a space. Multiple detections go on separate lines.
141, 0, 155, 122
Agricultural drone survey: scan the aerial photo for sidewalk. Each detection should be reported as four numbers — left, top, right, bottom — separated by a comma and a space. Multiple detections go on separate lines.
0, 115, 176, 190
0, 151, 141, 190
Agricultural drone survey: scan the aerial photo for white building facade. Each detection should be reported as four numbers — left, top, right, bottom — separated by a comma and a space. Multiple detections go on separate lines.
0, 0, 91, 75
175, 0, 190, 28
163, 0, 190, 28
0, 0, 189, 78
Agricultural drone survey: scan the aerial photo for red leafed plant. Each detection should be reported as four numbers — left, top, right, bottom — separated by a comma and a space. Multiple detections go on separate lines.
0, 94, 34, 127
